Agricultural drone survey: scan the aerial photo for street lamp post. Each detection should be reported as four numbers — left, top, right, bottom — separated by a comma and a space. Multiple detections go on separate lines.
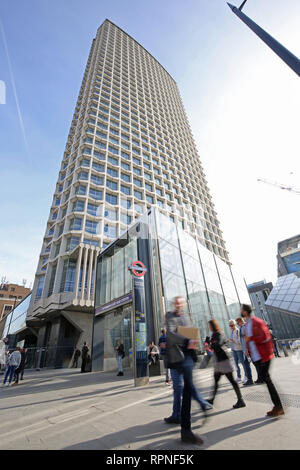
227, 2, 300, 77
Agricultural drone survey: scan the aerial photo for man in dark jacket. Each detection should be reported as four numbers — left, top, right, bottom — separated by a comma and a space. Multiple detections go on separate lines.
165, 296, 210, 445
72, 348, 81, 368
81, 342, 89, 373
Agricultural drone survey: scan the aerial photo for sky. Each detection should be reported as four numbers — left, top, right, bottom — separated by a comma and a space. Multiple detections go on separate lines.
0, 0, 299, 289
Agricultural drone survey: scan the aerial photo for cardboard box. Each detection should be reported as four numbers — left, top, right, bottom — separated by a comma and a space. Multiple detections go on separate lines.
177, 326, 199, 340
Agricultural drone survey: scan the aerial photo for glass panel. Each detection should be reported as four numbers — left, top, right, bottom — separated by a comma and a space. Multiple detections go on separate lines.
111, 246, 125, 299
103, 306, 132, 371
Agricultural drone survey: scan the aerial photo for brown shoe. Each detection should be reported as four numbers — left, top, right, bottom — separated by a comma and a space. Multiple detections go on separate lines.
266, 406, 284, 417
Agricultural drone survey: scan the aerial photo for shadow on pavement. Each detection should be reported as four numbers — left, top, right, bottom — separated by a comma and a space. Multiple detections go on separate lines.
62, 414, 275, 451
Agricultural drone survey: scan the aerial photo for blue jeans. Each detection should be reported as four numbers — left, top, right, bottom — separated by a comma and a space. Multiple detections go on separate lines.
242, 353, 252, 381
117, 355, 123, 372
170, 355, 211, 428
4, 365, 17, 384
233, 350, 249, 380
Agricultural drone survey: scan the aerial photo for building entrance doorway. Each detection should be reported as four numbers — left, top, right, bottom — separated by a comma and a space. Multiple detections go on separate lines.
103, 304, 132, 371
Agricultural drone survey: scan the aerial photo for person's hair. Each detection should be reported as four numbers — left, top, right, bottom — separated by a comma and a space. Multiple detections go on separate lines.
173, 296, 185, 304
83, 342, 86, 345
208, 319, 222, 333
229, 319, 236, 325
161, 329, 166, 334
205, 336, 210, 343
235, 317, 243, 323
241, 304, 253, 315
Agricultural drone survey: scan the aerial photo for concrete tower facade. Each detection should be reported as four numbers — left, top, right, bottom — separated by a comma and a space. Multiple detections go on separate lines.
27, 20, 229, 361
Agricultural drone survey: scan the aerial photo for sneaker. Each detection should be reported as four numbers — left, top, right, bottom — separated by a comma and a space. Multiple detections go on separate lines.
266, 406, 285, 418
233, 399, 246, 409
242, 378, 248, 384
181, 430, 203, 445
165, 381, 171, 386
243, 379, 254, 386
235, 377, 241, 382
8, 383, 13, 387
202, 403, 213, 411
164, 416, 181, 424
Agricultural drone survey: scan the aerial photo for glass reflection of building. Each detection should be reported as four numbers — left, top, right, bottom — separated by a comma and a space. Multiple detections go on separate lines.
1, 293, 37, 349
265, 273, 300, 339
92, 209, 250, 372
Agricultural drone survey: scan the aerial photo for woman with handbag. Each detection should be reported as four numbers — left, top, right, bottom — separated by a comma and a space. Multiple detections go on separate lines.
207, 319, 246, 409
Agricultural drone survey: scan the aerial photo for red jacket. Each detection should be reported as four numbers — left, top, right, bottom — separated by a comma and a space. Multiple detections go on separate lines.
247, 316, 274, 363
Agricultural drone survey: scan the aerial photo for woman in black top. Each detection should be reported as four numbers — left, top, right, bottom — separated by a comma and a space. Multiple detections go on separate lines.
208, 319, 246, 409
116, 339, 125, 376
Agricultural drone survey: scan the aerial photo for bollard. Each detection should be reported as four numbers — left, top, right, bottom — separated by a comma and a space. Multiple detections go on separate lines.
281, 342, 289, 357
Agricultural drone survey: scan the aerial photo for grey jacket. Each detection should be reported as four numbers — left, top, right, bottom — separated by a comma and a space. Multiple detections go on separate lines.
8, 351, 21, 368
166, 310, 191, 366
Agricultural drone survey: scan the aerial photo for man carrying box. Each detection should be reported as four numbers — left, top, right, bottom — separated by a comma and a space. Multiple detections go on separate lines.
165, 296, 212, 445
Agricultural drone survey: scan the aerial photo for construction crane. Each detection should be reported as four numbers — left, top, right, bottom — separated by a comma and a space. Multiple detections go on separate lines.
257, 178, 300, 195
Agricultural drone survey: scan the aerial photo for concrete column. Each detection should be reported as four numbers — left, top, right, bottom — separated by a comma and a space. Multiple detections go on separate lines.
87, 249, 94, 302
92, 248, 99, 303
80, 246, 89, 301
74, 245, 83, 300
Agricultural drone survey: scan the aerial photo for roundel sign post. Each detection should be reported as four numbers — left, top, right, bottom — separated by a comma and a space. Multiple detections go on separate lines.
128, 261, 149, 387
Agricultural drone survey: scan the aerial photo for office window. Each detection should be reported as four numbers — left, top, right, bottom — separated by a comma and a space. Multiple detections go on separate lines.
89, 188, 103, 200
106, 194, 118, 205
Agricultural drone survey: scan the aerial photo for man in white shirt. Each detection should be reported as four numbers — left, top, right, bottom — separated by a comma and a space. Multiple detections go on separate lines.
229, 320, 250, 384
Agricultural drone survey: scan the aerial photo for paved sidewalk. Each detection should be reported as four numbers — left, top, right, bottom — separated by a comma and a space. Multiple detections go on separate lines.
0, 357, 299, 450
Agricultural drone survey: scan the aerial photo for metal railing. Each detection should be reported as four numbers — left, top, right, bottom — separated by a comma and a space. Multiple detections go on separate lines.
1, 346, 76, 371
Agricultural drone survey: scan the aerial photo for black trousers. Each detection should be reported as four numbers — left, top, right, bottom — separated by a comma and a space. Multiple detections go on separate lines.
211, 371, 242, 403
256, 360, 282, 408
72, 358, 79, 368
81, 357, 87, 372
253, 360, 264, 382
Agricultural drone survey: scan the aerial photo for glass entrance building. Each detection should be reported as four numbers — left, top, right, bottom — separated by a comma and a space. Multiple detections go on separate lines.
92, 208, 250, 371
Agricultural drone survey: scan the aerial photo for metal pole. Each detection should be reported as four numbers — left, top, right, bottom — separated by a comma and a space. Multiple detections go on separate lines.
227, 3, 300, 77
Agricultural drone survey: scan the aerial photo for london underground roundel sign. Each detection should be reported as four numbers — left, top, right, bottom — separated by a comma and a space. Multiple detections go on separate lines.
132, 260, 147, 277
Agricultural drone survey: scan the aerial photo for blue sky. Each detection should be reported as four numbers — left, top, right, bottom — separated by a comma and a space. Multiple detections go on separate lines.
0, 0, 299, 288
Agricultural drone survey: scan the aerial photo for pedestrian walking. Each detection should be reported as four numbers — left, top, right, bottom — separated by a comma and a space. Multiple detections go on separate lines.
241, 304, 284, 417
147, 341, 159, 367
2, 347, 21, 387
165, 296, 211, 445
229, 319, 250, 384
14, 348, 27, 384
116, 339, 125, 376
270, 330, 280, 358
158, 329, 171, 385
207, 319, 246, 409
235, 317, 254, 386
72, 348, 81, 368
202, 336, 213, 367
81, 342, 89, 373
